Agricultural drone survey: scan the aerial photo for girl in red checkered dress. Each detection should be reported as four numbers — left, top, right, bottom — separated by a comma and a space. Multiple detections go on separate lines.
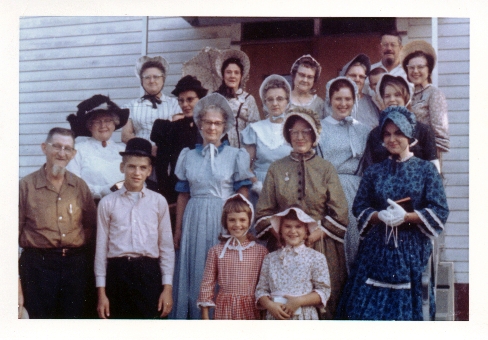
197, 194, 268, 319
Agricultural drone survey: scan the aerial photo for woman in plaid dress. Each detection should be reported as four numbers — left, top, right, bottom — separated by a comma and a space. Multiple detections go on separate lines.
197, 194, 268, 319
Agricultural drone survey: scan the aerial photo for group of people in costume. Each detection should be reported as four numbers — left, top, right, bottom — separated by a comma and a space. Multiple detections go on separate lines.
19, 31, 450, 321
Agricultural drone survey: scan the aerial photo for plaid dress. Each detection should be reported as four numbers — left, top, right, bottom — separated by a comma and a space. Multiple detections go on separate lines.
197, 241, 268, 319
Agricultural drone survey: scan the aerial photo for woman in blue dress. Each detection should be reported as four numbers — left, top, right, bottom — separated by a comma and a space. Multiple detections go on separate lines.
318, 77, 371, 273
171, 93, 253, 319
336, 106, 449, 320
241, 75, 293, 206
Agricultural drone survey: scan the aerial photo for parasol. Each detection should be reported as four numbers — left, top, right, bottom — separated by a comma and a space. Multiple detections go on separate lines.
182, 46, 222, 93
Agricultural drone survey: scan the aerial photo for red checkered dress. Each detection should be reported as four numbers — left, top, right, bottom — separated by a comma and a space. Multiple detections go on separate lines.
197, 241, 268, 319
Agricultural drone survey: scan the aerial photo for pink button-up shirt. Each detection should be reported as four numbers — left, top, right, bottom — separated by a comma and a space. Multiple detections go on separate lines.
95, 185, 174, 287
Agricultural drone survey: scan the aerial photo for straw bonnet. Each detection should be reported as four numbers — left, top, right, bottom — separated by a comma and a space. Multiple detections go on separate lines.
193, 93, 235, 136
259, 74, 291, 114
399, 40, 437, 72
283, 107, 322, 147
215, 49, 251, 86
135, 55, 170, 80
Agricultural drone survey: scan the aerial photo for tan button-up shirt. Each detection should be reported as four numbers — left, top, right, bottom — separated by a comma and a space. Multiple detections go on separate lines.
19, 165, 97, 249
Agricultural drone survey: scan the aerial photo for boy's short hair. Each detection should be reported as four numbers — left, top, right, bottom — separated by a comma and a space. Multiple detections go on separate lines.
121, 154, 152, 166
369, 67, 387, 78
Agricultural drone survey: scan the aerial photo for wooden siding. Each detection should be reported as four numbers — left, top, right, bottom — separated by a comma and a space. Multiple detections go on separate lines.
19, 16, 235, 179
18, 17, 469, 284
402, 18, 469, 284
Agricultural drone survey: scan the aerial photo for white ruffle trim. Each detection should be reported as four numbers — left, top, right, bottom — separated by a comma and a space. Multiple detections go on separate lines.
197, 301, 216, 308
325, 215, 347, 231
415, 209, 441, 238
365, 278, 411, 290
323, 229, 344, 243
255, 216, 273, 238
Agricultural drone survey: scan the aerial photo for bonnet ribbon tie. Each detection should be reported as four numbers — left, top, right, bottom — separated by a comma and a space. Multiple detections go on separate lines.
270, 113, 285, 122
201, 143, 219, 174
340, 116, 359, 158
279, 244, 303, 266
219, 236, 255, 261
142, 94, 162, 109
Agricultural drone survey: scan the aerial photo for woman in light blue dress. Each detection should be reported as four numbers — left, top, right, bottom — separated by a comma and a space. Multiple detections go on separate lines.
171, 93, 253, 319
241, 75, 293, 206
318, 77, 370, 273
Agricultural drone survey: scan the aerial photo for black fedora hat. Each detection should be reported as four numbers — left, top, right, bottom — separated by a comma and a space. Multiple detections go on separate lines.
66, 94, 130, 137
171, 75, 208, 99
119, 138, 155, 162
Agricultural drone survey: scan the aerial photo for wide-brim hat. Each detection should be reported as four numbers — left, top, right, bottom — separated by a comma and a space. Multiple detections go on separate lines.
399, 40, 437, 71
171, 75, 208, 99
270, 207, 318, 236
379, 106, 416, 139
339, 53, 371, 77
135, 55, 169, 80
376, 73, 414, 107
66, 94, 130, 138
259, 74, 291, 114
290, 54, 322, 79
193, 93, 235, 136
215, 49, 251, 86
283, 107, 322, 147
119, 137, 155, 162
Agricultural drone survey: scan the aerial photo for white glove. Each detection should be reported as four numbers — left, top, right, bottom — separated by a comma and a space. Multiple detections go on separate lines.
385, 198, 407, 227
377, 209, 391, 225
251, 181, 263, 195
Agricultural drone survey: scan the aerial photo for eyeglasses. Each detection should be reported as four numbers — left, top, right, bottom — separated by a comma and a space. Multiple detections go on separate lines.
406, 64, 428, 72
202, 120, 225, 128
47, 142, 75, 154
289, 128, 312, 138
380, 42, 400, 48
297, 72, 314, 81
178, 97, 198, 105
92, 118, 114, 127
265, 96, 287, 104
142, 75, 164, 81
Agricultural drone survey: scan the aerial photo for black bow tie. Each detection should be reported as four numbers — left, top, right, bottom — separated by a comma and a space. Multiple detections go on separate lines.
142, 94, 162, 109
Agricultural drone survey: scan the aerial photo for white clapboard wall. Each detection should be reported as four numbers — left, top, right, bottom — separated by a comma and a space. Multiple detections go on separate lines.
19, 17, 469, 284
19, 16, 235, 178
400, 18, 469, 284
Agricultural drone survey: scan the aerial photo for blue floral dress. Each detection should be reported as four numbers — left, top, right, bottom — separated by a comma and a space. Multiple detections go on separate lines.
170, 141, 253, 319
336, 156, 449, 320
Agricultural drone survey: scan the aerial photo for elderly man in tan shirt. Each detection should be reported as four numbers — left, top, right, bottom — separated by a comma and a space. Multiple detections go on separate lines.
18, 127, 97, 319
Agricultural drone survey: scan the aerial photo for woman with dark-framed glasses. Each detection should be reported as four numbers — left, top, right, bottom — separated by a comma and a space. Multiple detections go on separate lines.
171, 93, 253, 319
240, 75, 293, 205
255, 107, 348, 319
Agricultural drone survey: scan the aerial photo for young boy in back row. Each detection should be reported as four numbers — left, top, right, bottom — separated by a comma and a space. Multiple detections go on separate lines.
94, 138, 174, 319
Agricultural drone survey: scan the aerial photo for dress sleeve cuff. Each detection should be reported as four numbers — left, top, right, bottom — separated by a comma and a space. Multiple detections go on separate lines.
322, 215, 347, 242
233, 179, 252, 191
358, 208, 377, 237
96, 276, 106, 287
197, 301, 216, 308
175, 180, 190, 193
